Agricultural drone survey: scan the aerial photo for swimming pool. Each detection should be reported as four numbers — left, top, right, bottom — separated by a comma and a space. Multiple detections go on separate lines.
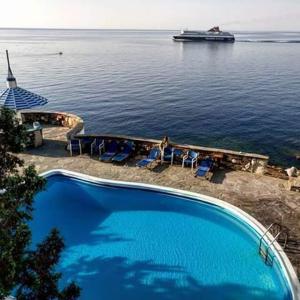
31, 170, 299, 300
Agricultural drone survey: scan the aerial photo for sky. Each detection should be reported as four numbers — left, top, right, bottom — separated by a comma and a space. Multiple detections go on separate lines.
1, 0, 300, 31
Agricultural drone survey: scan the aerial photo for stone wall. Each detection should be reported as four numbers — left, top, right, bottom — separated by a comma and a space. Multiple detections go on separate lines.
21, 111, 84, 140
20, 111, 269, 174
75, 133, 269, 173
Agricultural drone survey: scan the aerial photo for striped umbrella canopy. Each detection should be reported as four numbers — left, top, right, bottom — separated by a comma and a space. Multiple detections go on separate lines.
0, 50, 48, 110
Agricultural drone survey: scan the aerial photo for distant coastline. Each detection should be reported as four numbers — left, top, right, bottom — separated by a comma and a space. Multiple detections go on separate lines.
1, 27, 300, 33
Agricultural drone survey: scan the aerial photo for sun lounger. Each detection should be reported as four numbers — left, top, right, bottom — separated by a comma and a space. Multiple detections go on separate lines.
112, 142, 133, 162
172, 148, 184, 164
182, 150, 199, 170
99, 140, 118, 162
69, 139, 82, 156
195, 158, 214, 179
162, 147, 174, 164
137, 148, 161, 168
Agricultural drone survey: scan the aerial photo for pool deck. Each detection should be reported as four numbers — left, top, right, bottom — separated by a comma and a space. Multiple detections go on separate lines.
18, 125, 300, 279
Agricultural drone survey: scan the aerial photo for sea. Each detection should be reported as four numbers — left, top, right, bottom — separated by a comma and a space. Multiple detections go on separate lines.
0, 29, 299, 167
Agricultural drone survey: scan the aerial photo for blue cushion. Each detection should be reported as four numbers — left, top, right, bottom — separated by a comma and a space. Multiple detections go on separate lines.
112, 153, 130, 162
184, 158, 194, 165
164, 154, 172, 161
196, 169, 207, 177
149, 148, 160, 160
196, 159, 213, 177
100, 152, 116, 161
106, 141, 118, 153
137, 158, 154, 167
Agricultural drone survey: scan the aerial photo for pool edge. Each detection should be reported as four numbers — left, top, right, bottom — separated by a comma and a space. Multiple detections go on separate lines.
40, 168, 300, 300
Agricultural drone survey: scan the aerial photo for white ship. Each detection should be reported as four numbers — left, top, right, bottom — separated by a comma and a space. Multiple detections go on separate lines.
173, 26, 235, 42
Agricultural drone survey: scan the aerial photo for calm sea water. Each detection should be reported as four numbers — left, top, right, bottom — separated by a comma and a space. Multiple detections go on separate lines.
0, 29, 299, 166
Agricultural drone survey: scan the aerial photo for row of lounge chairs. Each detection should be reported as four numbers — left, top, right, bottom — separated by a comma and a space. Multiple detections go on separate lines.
70, 138, 134, 163
138, 147, 214, 179
69, 138, 215, 180
100, 140, 134, 163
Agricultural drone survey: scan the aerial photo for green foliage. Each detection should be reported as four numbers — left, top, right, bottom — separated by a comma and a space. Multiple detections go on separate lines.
0, 107, 27, 153
16, 229, 80, 300
0, 107, 26, 179
0, 107, 80, 299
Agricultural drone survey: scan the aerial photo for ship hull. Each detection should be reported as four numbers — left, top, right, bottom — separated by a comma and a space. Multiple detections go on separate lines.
173, 36, 235, 42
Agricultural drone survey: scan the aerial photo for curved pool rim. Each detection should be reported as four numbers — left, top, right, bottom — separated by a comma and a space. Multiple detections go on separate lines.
40, 169, 300, 299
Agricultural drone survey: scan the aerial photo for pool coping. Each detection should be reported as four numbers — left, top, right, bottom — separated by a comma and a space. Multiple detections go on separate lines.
40, 169, 300, 299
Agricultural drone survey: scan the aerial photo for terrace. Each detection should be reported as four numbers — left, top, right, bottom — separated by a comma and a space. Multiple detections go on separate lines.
18, 112, 300, 278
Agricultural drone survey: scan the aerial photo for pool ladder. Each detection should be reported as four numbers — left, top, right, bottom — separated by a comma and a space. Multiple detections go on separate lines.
258, 223, 288, 266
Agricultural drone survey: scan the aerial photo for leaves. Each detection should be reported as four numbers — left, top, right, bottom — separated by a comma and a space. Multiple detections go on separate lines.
17, 229, 81, 300
0, 107, 27, 152
0, 107, 80, 299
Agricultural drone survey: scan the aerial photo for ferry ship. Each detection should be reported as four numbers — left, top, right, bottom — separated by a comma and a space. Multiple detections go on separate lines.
173, 26, 235, 42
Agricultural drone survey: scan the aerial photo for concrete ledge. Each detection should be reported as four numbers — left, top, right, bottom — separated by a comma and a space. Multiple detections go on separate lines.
76, 132, 269, 160
21, 111, 84, 140
20, 111, 269, 171
75, 133, 269, 171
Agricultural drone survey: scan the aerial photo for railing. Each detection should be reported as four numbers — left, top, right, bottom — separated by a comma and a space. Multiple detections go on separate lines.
259, 223, 289, 266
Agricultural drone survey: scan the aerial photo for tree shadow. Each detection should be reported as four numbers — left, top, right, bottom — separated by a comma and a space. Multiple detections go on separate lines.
32, 176, 291, 300
31, 176, 126, 248
25, 138, 68, 158
35, 174, 260, 242
152, 163, 170, 173
284, 238, 300, 253
59, 255, 284, 300
89, 156, 142, 168
210, 169, 231, 184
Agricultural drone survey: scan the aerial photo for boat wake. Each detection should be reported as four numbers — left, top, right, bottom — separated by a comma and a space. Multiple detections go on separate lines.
238, 39, 300, 43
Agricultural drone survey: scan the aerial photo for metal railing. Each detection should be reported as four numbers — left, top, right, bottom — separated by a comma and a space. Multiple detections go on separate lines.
258, 223, 288, 266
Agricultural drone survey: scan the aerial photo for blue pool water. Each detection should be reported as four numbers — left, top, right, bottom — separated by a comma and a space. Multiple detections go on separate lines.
31, 174, 292, 300
0, 29, 300, 167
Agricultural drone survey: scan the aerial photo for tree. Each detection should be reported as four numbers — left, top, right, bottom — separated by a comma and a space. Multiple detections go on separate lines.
0, 107, 80, 299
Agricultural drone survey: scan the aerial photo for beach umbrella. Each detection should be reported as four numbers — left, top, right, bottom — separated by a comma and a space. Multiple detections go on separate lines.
0, 50, 48, 111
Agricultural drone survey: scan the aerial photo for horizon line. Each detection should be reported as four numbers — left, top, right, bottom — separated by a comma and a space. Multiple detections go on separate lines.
0, 26, 299, 33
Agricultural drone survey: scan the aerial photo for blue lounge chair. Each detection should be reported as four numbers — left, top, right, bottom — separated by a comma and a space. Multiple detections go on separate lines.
196, 158, 214, 179
172, 148, 184, 164
91, 137, 104, 156
182, 150, 199, 170
162, 147, 174, 164
99, 140, 118, 162
112, 142, 134, 163
137, 148, 161, 168
69, 139, 82, 156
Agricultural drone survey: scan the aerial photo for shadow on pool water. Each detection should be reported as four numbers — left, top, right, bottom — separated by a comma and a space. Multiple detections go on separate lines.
61, 254, 281, 300
58, 226, 283, 300
32, 177, 291, 300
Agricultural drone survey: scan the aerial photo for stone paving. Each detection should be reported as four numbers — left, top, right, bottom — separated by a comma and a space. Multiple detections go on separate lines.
18, 126, 300, 278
